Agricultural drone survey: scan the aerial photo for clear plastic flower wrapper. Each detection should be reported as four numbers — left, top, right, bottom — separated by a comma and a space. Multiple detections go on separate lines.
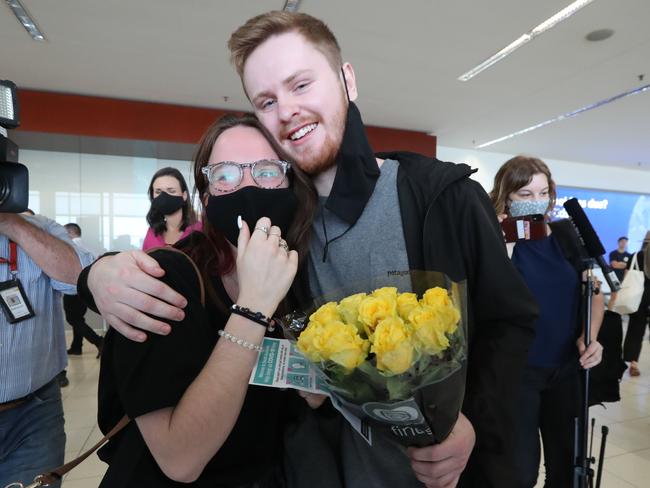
280, 271, 467, 447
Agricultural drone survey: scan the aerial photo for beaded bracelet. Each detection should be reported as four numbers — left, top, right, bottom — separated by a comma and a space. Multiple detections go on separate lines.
218, 329, 262, 352
230, 304, 276, 331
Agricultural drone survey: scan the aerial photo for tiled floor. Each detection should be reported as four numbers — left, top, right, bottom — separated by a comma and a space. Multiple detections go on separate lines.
60, 342, 106, 487
60, 331, 650, 487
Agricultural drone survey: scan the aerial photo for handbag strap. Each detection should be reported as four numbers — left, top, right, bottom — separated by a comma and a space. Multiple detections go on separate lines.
631, 252, 639, 271
145, 246, 206, 306
25, 247, 206, 487
35, 416, 130, 485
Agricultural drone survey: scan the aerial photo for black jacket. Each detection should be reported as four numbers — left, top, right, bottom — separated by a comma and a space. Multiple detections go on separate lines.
379, 151, 539, 487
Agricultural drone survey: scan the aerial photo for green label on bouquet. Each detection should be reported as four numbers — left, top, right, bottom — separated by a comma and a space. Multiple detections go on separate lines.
248, 338, 330, 395
253, 338, 280, 385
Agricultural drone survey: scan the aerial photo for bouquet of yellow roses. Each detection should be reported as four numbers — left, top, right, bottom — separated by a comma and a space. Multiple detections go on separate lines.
281, 274, 467, 447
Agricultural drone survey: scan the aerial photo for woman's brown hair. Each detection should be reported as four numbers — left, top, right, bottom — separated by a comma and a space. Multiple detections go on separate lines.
182, 113, 317, 308
489, 155, 557, 216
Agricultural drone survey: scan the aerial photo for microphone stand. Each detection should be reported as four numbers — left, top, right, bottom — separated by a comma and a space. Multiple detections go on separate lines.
573, 260, 608, 488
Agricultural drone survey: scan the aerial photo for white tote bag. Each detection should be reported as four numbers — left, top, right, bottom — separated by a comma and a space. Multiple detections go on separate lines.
611, 252, 646, 315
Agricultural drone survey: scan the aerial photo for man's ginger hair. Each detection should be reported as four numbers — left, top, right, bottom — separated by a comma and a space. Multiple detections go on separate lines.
228, 11, 343, 77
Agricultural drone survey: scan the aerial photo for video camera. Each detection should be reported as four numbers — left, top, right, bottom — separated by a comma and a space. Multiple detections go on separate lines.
1, 79, 29, 213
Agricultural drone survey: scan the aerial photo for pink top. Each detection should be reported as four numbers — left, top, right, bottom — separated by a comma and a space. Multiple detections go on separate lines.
142, 221, 203, 251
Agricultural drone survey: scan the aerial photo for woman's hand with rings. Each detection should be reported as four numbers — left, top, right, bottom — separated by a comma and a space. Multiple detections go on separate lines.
254, 223, 270, 236
268, 226, 282, 238
265, 225, 289, 253
236, 216, 298, 317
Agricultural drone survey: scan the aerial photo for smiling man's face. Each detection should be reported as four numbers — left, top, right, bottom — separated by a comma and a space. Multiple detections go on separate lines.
243, 31, 357, 175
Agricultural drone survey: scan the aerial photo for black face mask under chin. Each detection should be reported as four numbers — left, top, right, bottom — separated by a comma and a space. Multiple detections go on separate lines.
325, 101, 380, 223
150, 192, 185, 216
317, 101, 380, 262
205, 187, 298, 246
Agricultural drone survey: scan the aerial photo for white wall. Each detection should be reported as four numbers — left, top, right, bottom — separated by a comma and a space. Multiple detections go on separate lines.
22, 144, 650, 253
436, 145, 650, 195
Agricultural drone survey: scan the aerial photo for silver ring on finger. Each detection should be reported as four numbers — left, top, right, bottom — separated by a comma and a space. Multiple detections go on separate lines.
254, 225, 269, 235
278, 239, 289, 252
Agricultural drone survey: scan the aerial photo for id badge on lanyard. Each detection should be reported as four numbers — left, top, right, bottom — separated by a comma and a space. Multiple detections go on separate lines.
0, 241, 36, 323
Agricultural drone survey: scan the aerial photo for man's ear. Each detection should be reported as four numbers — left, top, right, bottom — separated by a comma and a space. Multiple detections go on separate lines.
341, 62, 358, 102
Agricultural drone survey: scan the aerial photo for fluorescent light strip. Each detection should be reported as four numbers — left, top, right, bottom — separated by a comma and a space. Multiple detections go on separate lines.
283, 0, 301, 12
476, 83, 650, 148
458, 0, 594, 81
5, 0, 46, 41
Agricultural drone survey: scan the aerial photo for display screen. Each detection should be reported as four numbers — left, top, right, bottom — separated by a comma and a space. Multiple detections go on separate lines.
553, 185, 650, 254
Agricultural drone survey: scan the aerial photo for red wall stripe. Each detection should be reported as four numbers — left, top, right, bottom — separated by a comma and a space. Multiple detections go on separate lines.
16, 89, 436, 155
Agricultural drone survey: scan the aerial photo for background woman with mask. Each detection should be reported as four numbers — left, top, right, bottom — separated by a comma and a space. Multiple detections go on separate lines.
142, 167, 201, 250
490, 155, 604, 487
79, 114, 316, 487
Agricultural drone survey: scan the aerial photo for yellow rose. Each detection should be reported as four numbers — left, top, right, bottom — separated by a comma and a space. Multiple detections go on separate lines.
358, 295, 397, 338
371, 316, 415, 375
420, 287, 452, 308
372, 287, 398, 302
397, 292, 420, 320
309, 302, 341, 327
296, 321, 327, 362
408, 305, 451, 355
325, 322, 370, 370
420, 288, 460, 334
337, 292, 367, 334
438, 305, 460, 335
297, 320, 369, 370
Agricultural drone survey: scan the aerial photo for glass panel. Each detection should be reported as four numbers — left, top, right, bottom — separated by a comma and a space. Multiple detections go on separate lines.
20, 149, 194, 252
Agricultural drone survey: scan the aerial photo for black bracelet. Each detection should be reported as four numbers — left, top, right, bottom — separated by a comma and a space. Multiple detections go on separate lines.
230, 304, 275, 331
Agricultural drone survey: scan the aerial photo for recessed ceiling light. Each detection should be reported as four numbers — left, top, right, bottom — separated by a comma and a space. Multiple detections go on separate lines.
458, 0, 595, 82
5, 0, 46, 41
586, 28, 614, 41
475, 83, 650, 148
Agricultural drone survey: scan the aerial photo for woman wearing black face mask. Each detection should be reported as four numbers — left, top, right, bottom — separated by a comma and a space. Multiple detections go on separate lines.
83, 114, 317, 488
143, 167, 201, 250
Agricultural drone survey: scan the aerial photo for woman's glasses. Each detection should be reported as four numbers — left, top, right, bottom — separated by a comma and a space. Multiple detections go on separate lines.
201, 159, 290, 193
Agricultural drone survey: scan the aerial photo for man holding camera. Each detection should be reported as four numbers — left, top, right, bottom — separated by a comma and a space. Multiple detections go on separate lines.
0, 213, 93, 488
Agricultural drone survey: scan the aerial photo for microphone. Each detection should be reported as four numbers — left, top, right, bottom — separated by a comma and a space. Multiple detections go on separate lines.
563, 198, 621, 292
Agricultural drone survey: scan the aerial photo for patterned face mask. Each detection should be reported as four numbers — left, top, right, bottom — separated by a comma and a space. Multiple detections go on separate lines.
508, 199, 549, 217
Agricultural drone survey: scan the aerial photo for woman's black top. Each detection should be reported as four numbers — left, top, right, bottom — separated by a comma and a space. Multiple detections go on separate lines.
94, 247, 289, 487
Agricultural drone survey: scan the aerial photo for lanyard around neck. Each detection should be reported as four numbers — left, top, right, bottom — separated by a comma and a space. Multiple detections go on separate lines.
0, 241, 18, 274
